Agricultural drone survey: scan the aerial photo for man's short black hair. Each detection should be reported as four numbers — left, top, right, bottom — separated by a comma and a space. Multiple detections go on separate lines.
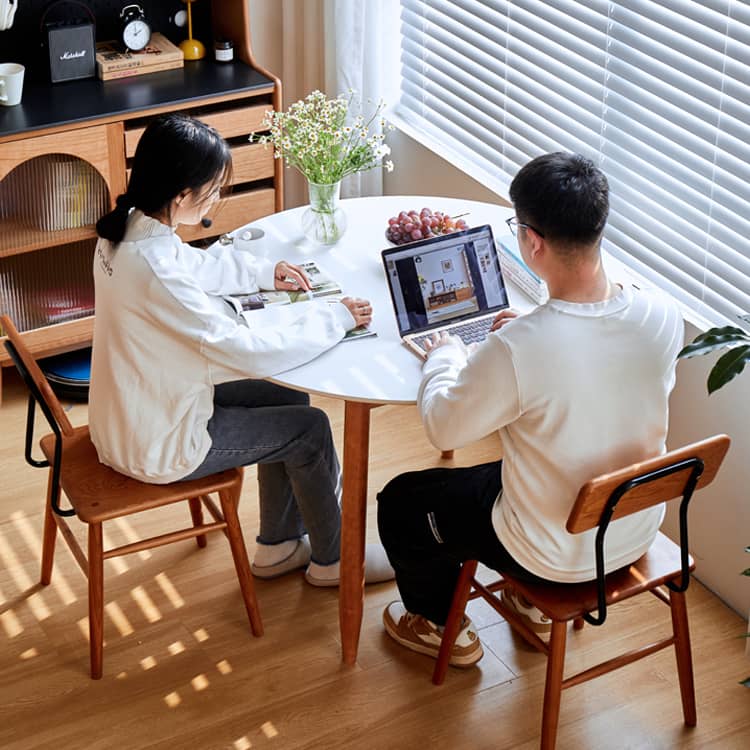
509, 152, 609, 247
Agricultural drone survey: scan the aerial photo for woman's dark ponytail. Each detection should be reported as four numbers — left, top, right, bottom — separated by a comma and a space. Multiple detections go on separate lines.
96, 192, 135, 244
96, 114, 231, 245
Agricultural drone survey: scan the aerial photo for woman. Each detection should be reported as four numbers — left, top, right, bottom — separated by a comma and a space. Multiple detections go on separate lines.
91, 113, 392, 586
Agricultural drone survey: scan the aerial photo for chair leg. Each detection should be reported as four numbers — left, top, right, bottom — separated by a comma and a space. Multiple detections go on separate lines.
40, 474, 58, 585
432, 559, 479, 685
670, 588, 697, 727
219, 485, 263, 637
88, 522, 104, 680
573, 617, 585, 631
540, 620, 567, 750
188, 497, 207, 548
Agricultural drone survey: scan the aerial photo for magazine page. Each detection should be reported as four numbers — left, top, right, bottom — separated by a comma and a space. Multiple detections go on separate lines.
230, 260, 375, 341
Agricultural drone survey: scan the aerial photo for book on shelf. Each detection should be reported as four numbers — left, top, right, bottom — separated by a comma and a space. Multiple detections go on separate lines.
99, 59, 183, 81
226, 260, 376, 341
95, 33, 184, 80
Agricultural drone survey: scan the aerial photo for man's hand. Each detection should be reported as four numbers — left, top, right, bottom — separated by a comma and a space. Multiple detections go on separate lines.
274, 261, 311, 291
423, 330, 455, 354
341, 297, 373, 327
490, 308, 519, 331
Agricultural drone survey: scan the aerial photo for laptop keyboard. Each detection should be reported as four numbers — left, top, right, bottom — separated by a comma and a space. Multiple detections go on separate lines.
412, 315, 495, 351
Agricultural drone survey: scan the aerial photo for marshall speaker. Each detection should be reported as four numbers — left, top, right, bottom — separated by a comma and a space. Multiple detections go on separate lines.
41, 0, 96, 83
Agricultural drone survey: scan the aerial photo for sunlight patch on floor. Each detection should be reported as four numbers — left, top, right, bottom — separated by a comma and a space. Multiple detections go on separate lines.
104, 601, 134, 637
154, 572, 185, 609
130, 585, 162, 623
0, 530, 50, 620
168, 640, 186, 656
113, 517, 152, 560
191, 673, 209, 692
10, 512, 77, 605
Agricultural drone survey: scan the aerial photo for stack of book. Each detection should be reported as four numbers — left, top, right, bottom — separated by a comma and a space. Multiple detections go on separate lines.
496, 235, 549, 304
95, 33, 184, 81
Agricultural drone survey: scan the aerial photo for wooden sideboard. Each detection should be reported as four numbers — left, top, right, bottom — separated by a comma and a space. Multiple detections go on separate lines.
0, 0, 282, 403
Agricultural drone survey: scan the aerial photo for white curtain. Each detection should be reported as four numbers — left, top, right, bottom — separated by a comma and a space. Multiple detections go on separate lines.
249, 0, 396, 205
249, 0, 326, 208
324, 0, 399, 198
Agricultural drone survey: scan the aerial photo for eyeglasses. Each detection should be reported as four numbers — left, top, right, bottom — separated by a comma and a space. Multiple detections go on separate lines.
506, 216, 545, 239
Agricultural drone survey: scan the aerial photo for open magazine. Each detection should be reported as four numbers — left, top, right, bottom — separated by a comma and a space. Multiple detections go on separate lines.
226, 260, 375, 341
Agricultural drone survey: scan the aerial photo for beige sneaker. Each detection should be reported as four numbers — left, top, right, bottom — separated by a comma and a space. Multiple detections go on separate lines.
383, 601, 483, 668
501, 587, 552, 633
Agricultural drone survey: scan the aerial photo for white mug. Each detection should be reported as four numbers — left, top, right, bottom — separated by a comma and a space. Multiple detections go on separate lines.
233, 227, 269, 257
0, 63, 24, 107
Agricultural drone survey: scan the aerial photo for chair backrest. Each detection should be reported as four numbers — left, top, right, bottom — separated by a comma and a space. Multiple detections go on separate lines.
1, 314, 75, 438
567, 435, 731, 534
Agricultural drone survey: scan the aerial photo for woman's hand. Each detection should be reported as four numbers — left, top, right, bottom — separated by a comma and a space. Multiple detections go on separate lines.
490, 308, 519, 331
274, 261, 311, 291
340, 296, 373, 328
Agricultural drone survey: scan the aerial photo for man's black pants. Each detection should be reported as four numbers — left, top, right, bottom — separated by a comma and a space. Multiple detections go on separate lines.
377, 460, 547, 625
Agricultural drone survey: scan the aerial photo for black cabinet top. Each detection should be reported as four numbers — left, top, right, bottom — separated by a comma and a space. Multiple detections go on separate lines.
0, 61, 274, 139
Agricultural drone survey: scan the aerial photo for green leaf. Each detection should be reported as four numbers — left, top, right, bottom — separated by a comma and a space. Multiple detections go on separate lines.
741, 676, 750, 688
741, 567, 750, 577
707, 345, 750, 393
678, 326, 750, 360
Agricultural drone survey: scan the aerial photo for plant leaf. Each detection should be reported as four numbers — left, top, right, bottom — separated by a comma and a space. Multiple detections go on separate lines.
678, 326, 750, 360
741, 676, 750, 688
741, 567, 750, 577
707, 345, 750, 393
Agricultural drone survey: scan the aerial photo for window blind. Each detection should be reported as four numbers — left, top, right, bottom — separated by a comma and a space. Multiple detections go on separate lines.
394, 0, 750, 326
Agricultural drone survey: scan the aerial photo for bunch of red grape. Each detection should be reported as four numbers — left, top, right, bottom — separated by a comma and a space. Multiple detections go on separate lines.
386, 208, 469, 245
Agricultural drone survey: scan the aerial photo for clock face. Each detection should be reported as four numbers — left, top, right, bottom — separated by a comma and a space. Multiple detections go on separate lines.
123, 19, 151, 51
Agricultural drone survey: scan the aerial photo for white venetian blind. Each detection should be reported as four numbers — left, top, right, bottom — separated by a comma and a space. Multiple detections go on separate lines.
394, 0, 750, 326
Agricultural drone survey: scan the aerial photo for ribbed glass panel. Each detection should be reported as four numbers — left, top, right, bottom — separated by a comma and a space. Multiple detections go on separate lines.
0, 154, 108, 234
0, 240, 96, 333
396, 0, 750, 326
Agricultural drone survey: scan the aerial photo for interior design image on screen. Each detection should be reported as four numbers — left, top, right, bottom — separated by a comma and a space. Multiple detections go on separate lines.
384, 225, 508, 333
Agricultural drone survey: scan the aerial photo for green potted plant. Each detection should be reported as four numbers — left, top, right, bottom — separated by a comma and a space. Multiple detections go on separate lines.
678, 325, 750, 686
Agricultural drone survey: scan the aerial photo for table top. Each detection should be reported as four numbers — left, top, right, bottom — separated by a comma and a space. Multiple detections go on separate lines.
237, 196, 521, 405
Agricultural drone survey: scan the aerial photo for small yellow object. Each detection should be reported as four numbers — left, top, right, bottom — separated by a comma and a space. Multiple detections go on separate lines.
180, 0, 205, 60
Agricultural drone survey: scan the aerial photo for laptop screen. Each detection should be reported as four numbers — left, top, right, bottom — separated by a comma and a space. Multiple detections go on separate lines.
382, 224, 509, 336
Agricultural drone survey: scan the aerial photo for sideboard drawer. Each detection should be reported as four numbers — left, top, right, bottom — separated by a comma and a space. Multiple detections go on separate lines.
124, 104, 268, 158
178, 188, 275, 243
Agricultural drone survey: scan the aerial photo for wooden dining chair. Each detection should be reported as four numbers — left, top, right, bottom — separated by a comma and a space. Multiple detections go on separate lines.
1, 315, 263, 679
432, 435, 731, 750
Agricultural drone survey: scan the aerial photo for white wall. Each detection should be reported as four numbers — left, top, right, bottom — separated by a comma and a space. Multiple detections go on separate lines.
384, 130, 508, 205
387, 132, 750, 617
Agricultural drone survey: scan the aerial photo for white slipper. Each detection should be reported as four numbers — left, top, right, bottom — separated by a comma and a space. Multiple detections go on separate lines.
251, 537, 312, 579
304, 543, 396, 587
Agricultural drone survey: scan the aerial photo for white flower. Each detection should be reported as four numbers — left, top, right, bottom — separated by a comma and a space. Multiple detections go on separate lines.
384, 160, 394, 172
375, 144, 391, 158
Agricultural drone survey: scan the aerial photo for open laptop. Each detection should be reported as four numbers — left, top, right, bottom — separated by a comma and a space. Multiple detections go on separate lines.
382, 224, 509, 359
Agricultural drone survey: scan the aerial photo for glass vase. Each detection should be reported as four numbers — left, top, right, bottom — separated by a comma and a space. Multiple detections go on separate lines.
301, 180, 347, 245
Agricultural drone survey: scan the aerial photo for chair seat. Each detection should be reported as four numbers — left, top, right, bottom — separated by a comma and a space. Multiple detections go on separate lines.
40, 428, 241, 524
508, 532, 696, 622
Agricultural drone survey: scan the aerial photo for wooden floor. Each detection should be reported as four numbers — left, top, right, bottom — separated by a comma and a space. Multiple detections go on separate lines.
0, 369, 748, 750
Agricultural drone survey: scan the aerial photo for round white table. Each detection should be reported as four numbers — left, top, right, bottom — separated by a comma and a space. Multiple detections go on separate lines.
234, 196, 517, 664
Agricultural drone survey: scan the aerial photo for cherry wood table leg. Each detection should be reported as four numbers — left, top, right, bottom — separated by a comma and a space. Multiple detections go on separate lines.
340, 400, 373, 665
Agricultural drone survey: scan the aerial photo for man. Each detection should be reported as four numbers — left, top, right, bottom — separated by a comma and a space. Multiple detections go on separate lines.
377, 152, 683, 667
